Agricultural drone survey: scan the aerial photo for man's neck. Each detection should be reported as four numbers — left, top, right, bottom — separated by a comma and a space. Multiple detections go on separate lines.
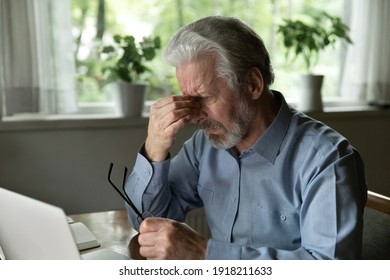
235, 90, 280, 153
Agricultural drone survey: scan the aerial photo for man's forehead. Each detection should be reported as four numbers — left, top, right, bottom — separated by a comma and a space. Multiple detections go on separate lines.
176, 59, 216, 96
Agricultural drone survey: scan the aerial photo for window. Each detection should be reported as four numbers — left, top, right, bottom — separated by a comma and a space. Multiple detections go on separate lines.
72, 0, 345, 109
2, 0, 376, 118
0, 0, 77, 116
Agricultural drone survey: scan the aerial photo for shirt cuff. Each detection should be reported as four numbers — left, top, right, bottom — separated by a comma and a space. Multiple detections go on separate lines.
139, 143, 171, 163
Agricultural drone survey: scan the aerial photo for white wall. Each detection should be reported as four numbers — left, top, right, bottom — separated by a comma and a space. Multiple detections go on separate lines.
0, 117, 196, 214
0, 109, 389, 215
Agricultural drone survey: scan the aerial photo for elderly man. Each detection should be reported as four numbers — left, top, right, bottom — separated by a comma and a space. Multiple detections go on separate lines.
124, 16, 367, 260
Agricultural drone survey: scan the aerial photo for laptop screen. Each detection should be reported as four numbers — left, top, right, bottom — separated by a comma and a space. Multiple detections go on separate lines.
0, 187, 81, 260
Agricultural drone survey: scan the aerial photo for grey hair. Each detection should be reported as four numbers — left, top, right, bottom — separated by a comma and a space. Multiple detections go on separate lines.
164, 16, 274, 91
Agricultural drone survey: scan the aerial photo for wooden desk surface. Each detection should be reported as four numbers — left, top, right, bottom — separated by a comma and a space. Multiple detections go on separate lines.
70, 209, 138, 258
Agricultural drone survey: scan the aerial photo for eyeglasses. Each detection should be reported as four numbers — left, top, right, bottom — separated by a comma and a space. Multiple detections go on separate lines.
107, 162, 152, 223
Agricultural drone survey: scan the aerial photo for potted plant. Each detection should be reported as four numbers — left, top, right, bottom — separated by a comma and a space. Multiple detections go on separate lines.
100, 34, 161, 117
277, 11, 352, 112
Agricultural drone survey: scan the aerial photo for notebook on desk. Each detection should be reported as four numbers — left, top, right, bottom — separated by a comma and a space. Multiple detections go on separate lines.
0, 187, 130, 260
69, 222, 100, 251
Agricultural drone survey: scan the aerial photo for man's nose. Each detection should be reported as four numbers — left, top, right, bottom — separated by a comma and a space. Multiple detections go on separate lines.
191, 108, 207, 124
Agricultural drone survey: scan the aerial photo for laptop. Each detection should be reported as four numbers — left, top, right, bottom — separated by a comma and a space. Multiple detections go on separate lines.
0, 187, 129, 260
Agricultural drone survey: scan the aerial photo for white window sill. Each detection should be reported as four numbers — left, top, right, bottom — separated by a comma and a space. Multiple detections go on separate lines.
0, 113, 149, 131
0, 102, 389, 132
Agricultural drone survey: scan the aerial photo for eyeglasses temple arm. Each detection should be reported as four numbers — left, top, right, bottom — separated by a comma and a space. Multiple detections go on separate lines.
108, 163, 144, 220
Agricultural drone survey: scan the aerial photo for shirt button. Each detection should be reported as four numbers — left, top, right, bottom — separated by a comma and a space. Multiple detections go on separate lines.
280, 214, 286, 221
145, 169, 151, 176
232, 197, 238, 203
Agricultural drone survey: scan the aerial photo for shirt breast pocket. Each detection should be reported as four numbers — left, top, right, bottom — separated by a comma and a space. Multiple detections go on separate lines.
251, 206, 300, 250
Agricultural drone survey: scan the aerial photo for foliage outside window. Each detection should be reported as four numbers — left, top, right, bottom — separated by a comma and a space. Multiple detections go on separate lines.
71, 0, 345, 108
277, 11, 352, 74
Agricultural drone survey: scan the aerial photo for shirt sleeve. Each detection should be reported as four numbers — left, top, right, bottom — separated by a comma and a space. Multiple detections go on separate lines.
124, 136, 203, 230
124, 149, 164, 230
298, 148, 367, 259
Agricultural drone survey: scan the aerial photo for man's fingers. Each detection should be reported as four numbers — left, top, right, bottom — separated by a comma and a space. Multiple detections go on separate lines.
139, 217, 168, 233
152, 95, 200, 111
138, 237, 161, 259
139, 245, 156, 259
138, 218, 172, 259
137, 231, 157, 246
157, 107, 194, 125
149, 95, 202, 136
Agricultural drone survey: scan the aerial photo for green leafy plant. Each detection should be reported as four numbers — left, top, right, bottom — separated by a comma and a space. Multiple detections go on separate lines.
101, 34, 161, 83
277, 11, 352, 73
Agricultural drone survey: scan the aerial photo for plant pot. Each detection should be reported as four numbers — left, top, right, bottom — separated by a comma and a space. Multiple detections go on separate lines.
116, 82, 146, 117
299, 74, 324, 112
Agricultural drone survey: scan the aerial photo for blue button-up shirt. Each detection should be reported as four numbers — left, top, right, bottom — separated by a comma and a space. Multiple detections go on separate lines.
125, 91, 367, 259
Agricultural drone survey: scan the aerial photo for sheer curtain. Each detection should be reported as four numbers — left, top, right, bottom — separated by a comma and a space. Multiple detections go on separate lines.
340, 0, 390, 105
0, 0, 77, 117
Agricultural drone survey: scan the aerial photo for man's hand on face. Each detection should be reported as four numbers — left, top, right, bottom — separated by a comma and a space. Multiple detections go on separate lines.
137, 217, 208, 260
145, 95, 205, 162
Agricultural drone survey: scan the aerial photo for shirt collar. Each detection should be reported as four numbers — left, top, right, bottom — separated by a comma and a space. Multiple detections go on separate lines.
250, 90, 292, 164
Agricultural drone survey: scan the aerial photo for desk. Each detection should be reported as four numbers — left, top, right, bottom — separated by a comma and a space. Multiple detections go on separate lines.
70, 209, 139, 258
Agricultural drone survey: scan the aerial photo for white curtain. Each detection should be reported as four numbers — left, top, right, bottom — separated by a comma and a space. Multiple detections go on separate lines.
340, 0, 390, 105
0, 0, 77, 116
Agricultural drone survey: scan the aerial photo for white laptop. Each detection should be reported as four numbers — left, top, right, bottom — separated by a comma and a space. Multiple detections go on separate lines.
0, 187, 130, 260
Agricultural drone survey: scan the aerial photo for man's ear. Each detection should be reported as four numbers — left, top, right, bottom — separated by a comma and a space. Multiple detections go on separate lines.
246, 67, 264, 100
